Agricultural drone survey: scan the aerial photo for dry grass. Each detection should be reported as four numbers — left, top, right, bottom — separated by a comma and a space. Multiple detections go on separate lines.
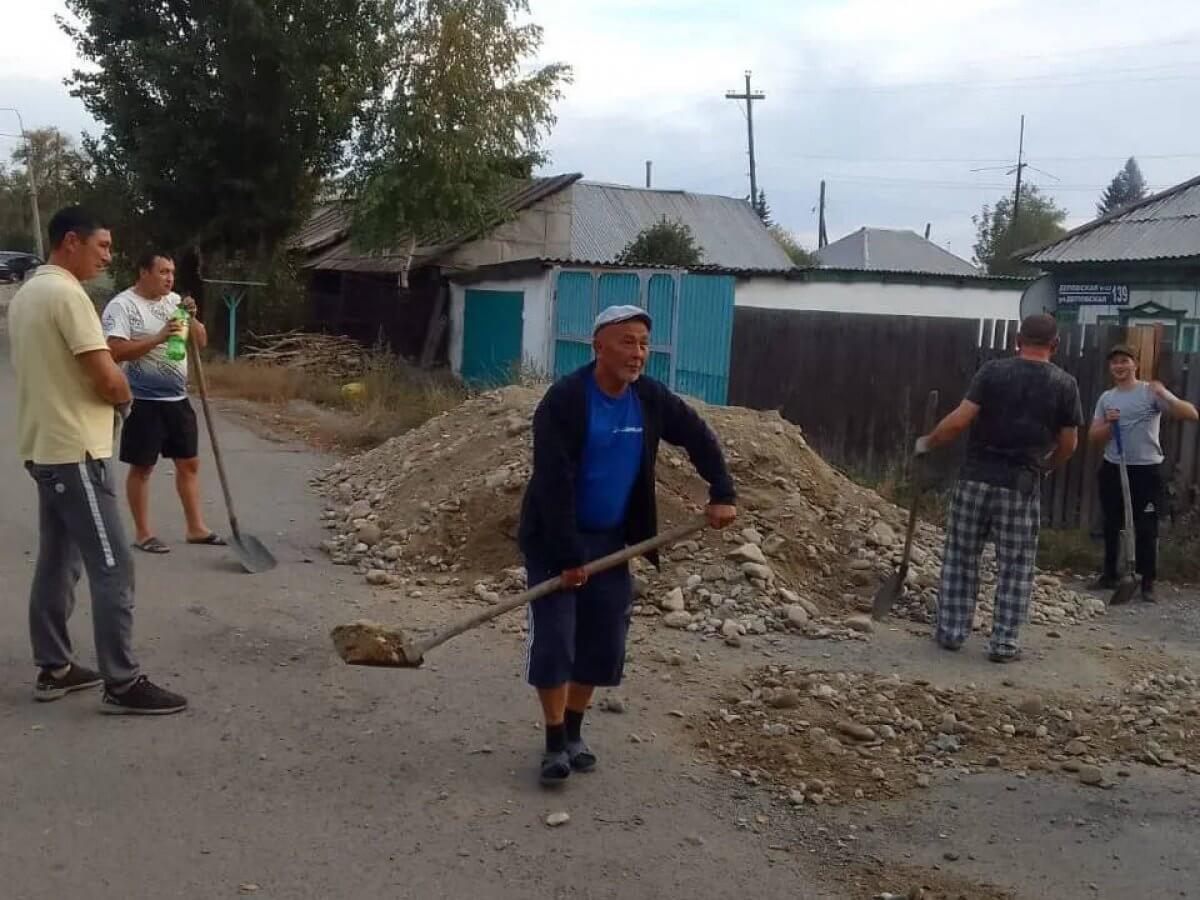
200, 349, 467, 451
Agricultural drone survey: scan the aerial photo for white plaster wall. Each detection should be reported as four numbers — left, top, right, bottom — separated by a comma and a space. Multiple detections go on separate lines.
1074, 286, 1200, 324
736, 277, 1022, 320
448, 272, 553, 378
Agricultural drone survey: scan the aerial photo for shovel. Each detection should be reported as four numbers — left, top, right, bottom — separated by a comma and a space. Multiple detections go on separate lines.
188, 340, 278, 574
331, 515, 710, 669
873, 389, 940, 620
1108, 420, 1138, 606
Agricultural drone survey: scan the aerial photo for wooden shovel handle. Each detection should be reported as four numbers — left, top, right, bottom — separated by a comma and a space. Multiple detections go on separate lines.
409, 515, 710, 660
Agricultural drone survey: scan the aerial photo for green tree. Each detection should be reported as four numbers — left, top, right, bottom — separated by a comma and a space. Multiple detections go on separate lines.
1097, 157, 1148, 216
617, 216, 704, 267
768, 224, 815, 267
973, 184, 1068, 276
754, 189, 772, 225
348, 0, 571, 285
0, 128, 91, 253
61, 0, 392, 285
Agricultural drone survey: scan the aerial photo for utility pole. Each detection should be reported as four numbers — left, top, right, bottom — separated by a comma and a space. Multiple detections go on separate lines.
725, 71, 765, 209
818, 180, 828, 249
1, 107, 44, 259
1011, 114, 1026, 231
645, 160, 652, 189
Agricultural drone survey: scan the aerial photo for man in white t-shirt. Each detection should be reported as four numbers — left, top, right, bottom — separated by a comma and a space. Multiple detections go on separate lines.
1088, 343, 1198, 602
101, 251, 223, 554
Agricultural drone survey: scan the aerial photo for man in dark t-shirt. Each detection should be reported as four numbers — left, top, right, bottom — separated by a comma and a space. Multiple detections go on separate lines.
915, 315, 1084, 662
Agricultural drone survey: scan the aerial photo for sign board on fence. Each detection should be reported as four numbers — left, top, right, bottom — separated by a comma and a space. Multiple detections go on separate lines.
1057, 283, 1130, 306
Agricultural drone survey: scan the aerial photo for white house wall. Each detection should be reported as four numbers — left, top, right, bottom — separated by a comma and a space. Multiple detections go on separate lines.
1072, 286, 1200, 324
448, 272, 554, 378
735, 277, 1022, 320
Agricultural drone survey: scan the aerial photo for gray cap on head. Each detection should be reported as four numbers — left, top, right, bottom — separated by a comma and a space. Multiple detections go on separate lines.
593, 304, 652, 334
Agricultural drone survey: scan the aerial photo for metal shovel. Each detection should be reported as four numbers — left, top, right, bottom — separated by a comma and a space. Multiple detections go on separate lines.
873, 389, 940, 620
331, 515, 710, 668
188, 341, 278, 574
1109, 420, 1138, 606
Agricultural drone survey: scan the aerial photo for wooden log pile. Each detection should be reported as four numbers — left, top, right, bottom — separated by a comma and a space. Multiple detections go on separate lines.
244, 331, 371, 379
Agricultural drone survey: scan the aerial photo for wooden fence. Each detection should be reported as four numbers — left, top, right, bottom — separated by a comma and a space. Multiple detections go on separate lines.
728, 308, 1200, 529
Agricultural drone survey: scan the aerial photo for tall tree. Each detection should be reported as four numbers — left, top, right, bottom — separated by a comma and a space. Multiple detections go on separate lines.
348, 0, 570, 284
754, 189, 772, 225
618, 217, 703, 268
61, 0, 392, 281
1097, 157, 1148, 216
767, 224, 815, 266
973, 184, 1068, 276
0, 128, 91, 252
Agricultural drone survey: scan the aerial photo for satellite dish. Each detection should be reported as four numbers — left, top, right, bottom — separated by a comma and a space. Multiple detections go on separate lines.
1019, 274, 1058, 320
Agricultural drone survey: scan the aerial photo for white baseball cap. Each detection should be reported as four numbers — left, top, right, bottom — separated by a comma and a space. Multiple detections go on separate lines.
593, 304, 652, 334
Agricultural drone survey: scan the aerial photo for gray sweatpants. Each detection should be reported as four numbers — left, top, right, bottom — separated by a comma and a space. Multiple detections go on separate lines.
26, 456, 140, 685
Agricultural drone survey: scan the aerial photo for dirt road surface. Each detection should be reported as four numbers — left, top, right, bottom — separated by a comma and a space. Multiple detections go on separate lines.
2, 282, 1199, 899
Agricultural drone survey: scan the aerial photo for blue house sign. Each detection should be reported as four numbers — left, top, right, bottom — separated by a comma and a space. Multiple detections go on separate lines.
1057, 283, 1130, 306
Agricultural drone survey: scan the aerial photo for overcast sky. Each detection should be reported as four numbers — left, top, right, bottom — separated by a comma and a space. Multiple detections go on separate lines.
3, 0, 1199, 260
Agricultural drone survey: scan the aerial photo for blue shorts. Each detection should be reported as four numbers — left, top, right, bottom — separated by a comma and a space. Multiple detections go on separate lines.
524, 530, 633, 689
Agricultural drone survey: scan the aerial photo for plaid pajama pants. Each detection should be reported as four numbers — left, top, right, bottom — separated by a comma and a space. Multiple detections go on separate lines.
936, 479, 1040, 657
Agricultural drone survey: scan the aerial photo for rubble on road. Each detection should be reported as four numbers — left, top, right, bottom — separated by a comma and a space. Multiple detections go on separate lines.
311, 385, 1105, 639
698, 665, 1200, 805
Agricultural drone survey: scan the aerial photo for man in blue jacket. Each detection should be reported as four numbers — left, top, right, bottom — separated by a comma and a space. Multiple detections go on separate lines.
519, 304, 737, 787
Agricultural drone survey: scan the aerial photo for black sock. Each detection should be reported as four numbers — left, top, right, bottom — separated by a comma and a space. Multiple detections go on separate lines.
545, 723, 566, 754
565, 708, 585, 743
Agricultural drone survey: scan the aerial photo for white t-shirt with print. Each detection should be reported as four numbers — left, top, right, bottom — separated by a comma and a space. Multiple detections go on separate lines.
101, 288, 189, 401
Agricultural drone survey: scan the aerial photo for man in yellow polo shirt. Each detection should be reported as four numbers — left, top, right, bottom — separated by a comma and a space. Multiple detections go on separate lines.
8, 206, 187, 715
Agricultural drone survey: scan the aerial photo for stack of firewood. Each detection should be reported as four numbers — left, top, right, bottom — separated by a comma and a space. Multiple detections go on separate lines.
244, 331, 370, 379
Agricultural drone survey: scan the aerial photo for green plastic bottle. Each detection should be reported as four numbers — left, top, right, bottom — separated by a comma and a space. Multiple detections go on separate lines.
165, 306, 190, 362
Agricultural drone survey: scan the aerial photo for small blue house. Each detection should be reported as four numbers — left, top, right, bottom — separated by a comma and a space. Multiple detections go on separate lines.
448, 260, 742, 405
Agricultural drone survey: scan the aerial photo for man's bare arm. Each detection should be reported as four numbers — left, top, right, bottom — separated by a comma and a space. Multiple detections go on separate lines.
107, 320, 179, 362
77, 349, 132, 406
919, 399, 980, 453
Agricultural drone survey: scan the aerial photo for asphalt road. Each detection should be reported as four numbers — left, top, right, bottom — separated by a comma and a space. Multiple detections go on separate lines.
0, 286, 829, 900
2, 282, 1198, 900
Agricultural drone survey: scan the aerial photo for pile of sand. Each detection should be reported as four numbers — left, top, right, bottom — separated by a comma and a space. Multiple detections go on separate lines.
312, 386, 1105, 637
699, 663, 1200, 805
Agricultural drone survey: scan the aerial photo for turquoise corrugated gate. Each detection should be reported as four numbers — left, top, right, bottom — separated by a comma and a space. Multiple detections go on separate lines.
550, 269, 733, 405
676, 274, 734, 404
462, 289, 524, 386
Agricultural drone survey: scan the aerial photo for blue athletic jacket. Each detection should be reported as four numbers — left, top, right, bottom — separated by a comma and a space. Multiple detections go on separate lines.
518, 363, 737, 571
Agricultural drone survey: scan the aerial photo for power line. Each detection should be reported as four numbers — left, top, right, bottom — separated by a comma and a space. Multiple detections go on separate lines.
776, 64, 1200, 94
777, 151, 1200, 164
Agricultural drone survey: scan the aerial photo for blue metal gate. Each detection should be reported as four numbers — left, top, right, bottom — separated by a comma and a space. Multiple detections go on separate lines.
550, 268, 733, 405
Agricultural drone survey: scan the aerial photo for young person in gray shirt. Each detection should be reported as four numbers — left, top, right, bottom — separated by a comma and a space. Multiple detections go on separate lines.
1088, 344, 1198, 602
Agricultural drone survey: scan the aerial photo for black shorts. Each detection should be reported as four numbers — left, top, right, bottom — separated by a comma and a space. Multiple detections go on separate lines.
119, 399, 200, 467
524, 530, 633, 689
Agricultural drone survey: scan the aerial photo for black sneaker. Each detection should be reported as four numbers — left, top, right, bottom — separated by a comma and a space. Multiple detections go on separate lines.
539, 749, 571, 787
567, 739, 597, 773
1141, 582, 1158, 603
34, 664, 104, 702
100, 675, 188, 715
988, 649, 1023, 664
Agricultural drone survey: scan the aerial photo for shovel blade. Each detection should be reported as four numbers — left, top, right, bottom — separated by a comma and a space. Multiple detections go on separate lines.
872, 571, 905, 620
231, 533, 277, 574
1108, 577, 1138, 607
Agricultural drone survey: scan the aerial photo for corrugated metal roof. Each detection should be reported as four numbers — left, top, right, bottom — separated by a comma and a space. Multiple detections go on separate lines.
1022, 174, 1200, 264
568, 182, 794, 270
815, 227, 981, 276
297, 173, 583, 272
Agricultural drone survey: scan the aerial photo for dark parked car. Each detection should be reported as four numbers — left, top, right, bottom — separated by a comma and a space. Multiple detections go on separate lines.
0, 251, 43, 284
